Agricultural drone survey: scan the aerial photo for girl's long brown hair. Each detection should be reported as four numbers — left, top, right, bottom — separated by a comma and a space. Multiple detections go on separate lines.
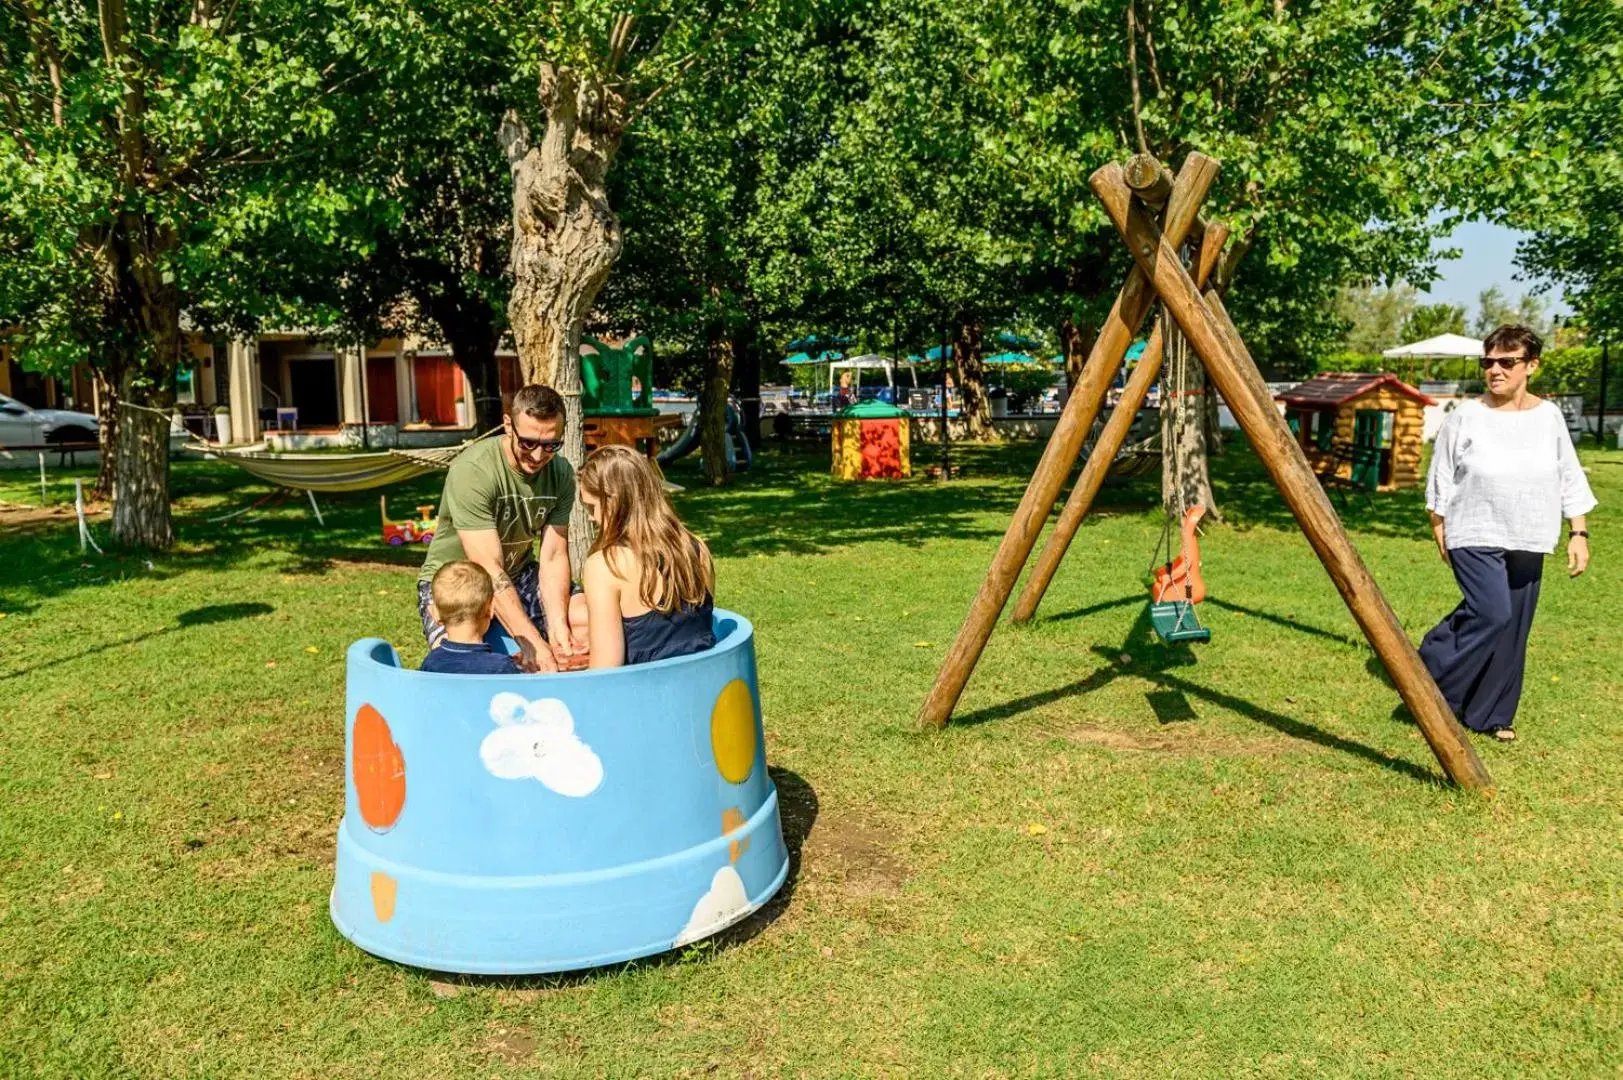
578, 445, 714, 614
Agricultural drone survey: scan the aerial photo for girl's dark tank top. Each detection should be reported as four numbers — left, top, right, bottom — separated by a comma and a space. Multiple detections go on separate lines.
622, 593, 716, 665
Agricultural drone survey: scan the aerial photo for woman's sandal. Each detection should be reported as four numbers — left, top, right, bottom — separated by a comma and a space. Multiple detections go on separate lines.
1492, 728, 1517, 743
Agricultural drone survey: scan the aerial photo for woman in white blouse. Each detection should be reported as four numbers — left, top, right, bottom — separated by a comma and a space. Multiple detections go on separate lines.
1421, 324, 1596, 742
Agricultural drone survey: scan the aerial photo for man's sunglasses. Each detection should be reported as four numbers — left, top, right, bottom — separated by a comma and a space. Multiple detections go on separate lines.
1479, 355, 1529, 371
513, 434, 564, 454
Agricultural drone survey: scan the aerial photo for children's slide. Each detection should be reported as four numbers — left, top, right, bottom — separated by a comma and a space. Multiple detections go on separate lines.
657, 404, 752, 471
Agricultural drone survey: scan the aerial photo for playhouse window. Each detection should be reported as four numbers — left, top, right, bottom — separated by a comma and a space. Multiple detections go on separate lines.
1314, 410, 1335, 451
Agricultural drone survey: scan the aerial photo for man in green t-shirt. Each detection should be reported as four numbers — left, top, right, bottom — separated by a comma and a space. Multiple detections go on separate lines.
416, 384, 583, 672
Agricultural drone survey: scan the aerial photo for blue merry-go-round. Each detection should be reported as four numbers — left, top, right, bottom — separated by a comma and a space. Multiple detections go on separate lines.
330, 611, 789, 974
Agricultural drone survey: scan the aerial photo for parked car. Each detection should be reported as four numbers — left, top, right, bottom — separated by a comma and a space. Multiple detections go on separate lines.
0, 392, 99, 447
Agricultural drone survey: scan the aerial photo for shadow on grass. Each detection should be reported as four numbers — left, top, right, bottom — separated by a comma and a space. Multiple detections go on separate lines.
0, 601, 275, 681
1204, 597, 1367, 650
955, 599, 1444, 787
673, 443, 1026, 558
2, 444, 1040, 612
393, 766, 819, 991
1037, 593, 1143, 624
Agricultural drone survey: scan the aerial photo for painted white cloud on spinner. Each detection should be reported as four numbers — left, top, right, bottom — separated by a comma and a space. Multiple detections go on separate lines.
481, 692, 603, 797
674, 865, 753, 946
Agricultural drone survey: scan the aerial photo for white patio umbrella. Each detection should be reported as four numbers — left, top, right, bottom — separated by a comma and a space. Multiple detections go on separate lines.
1380, 333, 1484, 359
1381, 333, 1484, 384
827, 354, 919, 393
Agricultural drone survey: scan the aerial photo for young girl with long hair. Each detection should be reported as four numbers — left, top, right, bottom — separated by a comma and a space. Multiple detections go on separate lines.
578, 445, 717, 668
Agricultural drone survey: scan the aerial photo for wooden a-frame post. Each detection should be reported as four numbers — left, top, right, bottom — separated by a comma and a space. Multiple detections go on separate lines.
915, 153, 1220, 729
918, 152, 1494, 792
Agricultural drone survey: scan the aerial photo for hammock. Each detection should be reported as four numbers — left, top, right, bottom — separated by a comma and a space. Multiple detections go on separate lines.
194, 441, 476, 493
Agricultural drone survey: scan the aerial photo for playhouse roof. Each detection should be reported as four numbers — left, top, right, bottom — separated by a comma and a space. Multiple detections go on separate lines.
1276, 372, 1437, 409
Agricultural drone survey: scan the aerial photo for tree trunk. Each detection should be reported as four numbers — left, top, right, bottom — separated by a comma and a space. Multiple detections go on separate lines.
110, 359, 175, 549
444, 324, 503, 434
1204, 373, 1225, 456
951, 322, 993, 439
1059, 316, 1095, 404
699, 325, 736, 487
734, 320, 762, 452
500, 63, 626, 573
93, 366, 119, 500
1160, 314, 1220, 521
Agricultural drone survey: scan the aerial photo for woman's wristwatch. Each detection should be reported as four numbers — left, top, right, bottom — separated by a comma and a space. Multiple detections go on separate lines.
1570, 529, 1589, 540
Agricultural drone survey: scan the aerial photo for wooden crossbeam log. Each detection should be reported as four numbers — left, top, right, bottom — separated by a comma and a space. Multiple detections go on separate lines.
1089, 161, 1493, 792
916, 154, 1220, 730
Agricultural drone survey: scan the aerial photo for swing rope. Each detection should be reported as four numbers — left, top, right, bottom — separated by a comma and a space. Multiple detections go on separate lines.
1147, 316, 1207, 642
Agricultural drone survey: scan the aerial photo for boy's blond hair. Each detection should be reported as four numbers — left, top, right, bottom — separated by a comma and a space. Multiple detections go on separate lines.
430, 560, 495, 626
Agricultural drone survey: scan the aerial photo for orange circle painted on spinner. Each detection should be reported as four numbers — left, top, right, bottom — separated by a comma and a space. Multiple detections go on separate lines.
352, 703, 406, 830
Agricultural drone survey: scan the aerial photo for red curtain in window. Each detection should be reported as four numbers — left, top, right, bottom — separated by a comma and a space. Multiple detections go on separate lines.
413, 357, 461, 426
366, 357, 399, 424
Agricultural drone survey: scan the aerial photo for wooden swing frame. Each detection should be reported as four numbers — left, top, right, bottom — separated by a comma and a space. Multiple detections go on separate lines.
917, 152, 1494, 792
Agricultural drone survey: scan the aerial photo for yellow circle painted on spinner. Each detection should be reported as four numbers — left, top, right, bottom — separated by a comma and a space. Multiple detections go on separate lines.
710, 679, 757, 784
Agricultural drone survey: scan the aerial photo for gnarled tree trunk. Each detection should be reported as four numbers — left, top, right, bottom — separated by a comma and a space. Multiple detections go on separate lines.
951, 322, 993, 439
1160, 314, 1220, 522
500, 64, 626, 570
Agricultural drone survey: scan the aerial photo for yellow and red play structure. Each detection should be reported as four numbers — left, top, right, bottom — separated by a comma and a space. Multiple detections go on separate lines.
831, 401, 911, 480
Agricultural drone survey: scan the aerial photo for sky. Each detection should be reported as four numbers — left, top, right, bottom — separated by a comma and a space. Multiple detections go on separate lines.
1422, 219, 1569, 322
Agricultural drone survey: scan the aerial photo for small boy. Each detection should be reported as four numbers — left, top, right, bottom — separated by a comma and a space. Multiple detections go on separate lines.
420, 560, 522, 675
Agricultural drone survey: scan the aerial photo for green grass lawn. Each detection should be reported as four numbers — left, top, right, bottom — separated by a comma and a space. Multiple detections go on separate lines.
2, 438, 1620, 1078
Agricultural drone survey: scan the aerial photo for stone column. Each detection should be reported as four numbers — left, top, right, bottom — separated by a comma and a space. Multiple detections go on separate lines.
339, 345, 365, 426
227, 338, 261, 445
396, 348, 414, 424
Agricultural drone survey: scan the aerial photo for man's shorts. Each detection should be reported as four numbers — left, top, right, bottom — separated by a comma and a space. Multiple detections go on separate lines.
418, 561, 549, 650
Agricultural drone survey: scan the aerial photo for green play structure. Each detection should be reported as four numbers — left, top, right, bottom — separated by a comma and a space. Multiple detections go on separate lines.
581, 336, 657, 417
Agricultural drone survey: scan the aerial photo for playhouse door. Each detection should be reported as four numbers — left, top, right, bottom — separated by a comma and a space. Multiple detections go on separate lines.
1351, 411, 1383, 490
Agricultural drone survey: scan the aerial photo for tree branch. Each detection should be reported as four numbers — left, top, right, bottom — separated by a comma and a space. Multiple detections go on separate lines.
97, 0, 148, 184
23, 0, 67, 128
607, 13, 637, 74
623, 0, 762, 127
0, 86, 39, 161
1126, 1, 1149, 155
1143, 5, 1165, 97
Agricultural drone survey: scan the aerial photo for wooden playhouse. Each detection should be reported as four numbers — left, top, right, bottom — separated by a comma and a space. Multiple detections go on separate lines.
1275, 373, 1435, 491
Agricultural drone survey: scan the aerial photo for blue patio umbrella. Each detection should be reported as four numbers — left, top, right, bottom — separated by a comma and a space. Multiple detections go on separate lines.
1125, 339, 1149, 362
785, 333, 852, 353
984, 351, 1041, 366
993, 331, 1043, 351
922, 344, 953, 362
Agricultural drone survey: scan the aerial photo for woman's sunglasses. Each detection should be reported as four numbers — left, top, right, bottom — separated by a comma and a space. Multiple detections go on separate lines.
1478, 355, 1529, 371
513, 434, 564, 454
